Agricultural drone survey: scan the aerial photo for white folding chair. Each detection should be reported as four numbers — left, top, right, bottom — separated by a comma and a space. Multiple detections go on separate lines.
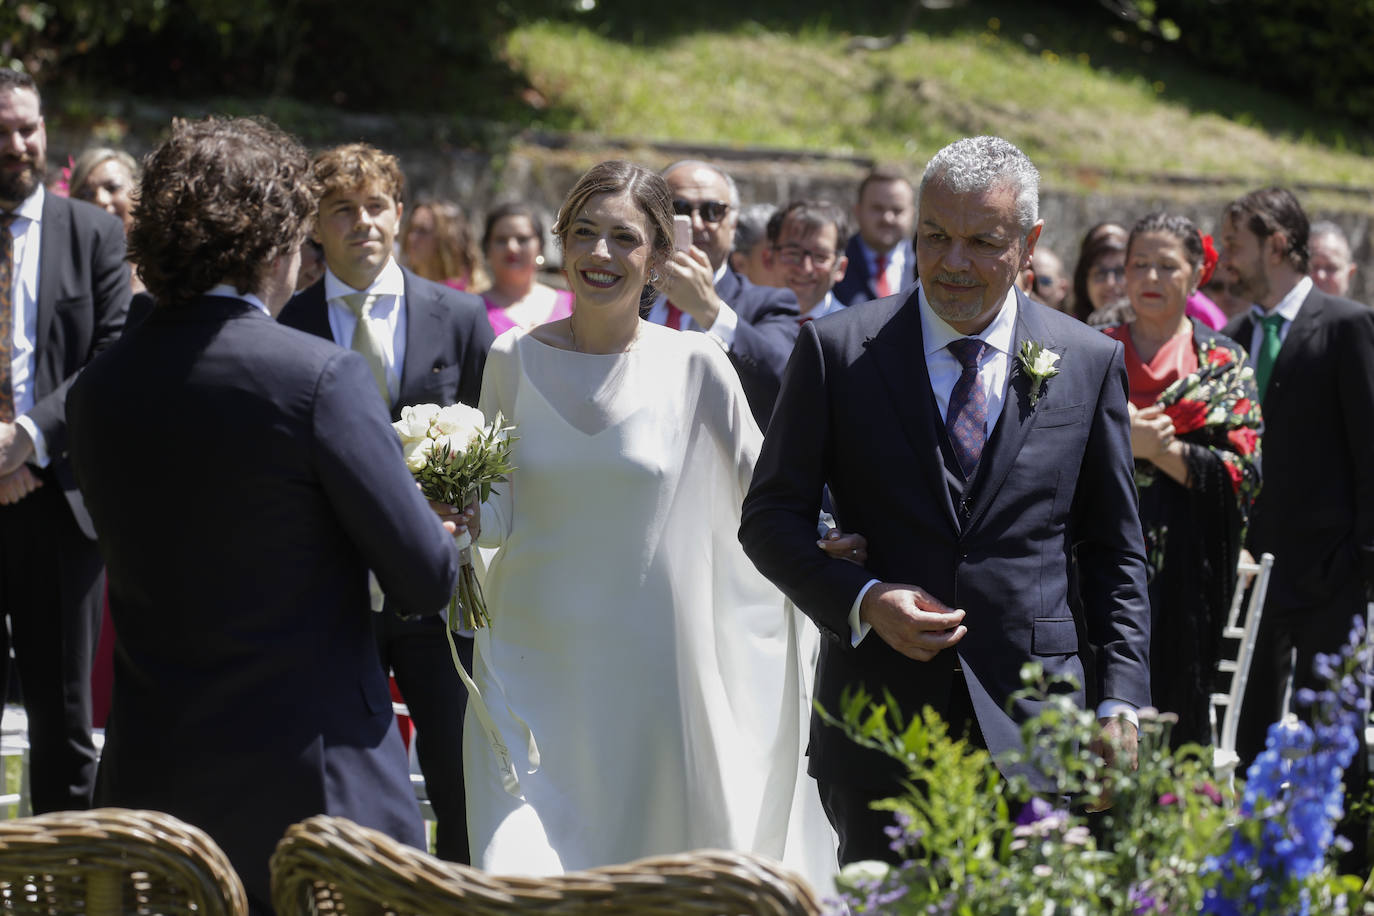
1211, 552, 1275, 780
0, 705, 30, 817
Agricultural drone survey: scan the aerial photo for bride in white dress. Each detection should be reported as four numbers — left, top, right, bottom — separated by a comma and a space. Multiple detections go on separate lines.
463, 161, 852, 886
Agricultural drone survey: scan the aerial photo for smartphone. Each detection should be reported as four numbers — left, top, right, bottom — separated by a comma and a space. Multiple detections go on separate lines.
673, 215, 692, 251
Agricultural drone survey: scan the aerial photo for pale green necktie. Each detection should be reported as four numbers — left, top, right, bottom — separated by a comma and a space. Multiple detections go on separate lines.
341, 292, 391, 406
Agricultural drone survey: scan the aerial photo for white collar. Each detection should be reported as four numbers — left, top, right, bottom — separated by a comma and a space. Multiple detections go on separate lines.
204, 283, 271, 315
9, 184, 43, 223
1251, 275, 1311, 323
918, 282, 1019, 357
324, 256, 405, 302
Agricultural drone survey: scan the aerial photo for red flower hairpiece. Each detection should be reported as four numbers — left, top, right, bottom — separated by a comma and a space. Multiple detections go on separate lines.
1198, 232, 1218, 287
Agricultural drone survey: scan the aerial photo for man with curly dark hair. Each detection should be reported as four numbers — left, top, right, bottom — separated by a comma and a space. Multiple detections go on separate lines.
0, 68, 130, 815
66, 116, 463, 914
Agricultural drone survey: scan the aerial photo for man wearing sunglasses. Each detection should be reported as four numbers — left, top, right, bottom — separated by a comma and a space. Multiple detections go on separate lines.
652, 161, 801, 427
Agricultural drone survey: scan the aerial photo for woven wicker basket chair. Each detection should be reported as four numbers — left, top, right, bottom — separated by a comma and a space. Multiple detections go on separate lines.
0, 807, 248, 915
271, 815, 823, 915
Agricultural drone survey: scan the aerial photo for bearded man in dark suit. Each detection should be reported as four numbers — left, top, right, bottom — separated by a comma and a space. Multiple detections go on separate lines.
1220, 187, 1373, 861
68, 116, 462, 915
741, 136, 1151, 865
0, 68, 130, 813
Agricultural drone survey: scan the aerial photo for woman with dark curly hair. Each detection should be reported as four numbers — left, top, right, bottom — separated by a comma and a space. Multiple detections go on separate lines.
1103, 212, 1262, 747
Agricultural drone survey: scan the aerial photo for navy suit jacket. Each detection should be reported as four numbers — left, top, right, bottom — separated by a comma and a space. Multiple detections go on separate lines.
1224, 288, 1374, 609
30, 194, 131, 537
68, 297, 459, 911
832, 234, 917, 307
713, 267, 800, 426
740, 288, 1151, 789
277, 268, 493, 420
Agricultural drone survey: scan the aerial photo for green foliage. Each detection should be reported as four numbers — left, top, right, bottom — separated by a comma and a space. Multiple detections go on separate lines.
827, 665, 1259, 914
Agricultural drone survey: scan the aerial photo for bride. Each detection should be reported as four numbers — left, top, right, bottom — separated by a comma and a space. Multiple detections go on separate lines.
464, 160, 849, 884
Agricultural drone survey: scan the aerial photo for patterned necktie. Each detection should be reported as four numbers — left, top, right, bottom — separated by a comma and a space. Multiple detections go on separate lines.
341, 292, 391, 407
0, 212, 16, 423
1253, 313, 1285, 403
664, 300, 685, 331
874, 251, 891, 299
945, 337, 988, 478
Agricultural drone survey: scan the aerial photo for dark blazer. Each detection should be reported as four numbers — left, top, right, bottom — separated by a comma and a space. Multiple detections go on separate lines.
68, 297, 459, 912
278, 268, 493, 420
713, 267, 801, 427
832, 235, 917, 308
31, 194, 131, 537
740, 288, 1151, 789
1224, 289, 1374, 609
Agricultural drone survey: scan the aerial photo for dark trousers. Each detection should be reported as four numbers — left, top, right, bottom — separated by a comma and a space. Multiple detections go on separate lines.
374, 612, 472, 863
819, 669, 985, 866
1236, 589, 1370, 866
0, 480, 102, 812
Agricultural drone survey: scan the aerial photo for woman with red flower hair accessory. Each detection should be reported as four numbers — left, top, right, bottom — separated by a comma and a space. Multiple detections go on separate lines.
1102, 211, 1263, 747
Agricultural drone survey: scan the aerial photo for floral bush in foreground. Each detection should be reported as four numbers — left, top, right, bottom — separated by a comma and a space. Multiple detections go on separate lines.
829, 618, 1374, 915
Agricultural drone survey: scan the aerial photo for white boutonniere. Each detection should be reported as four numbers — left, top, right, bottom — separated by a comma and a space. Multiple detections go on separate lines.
1016, 341, 1060, 408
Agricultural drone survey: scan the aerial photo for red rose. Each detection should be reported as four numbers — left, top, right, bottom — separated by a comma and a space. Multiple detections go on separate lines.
1227, 427, 1258, 455
1224, 458, 1244, 493
1233, 397, 1252, 416
1164, 398, 1209, 435
1207, 347, 1233, 368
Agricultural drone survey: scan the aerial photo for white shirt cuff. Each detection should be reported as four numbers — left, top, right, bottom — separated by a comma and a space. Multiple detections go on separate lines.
15, 415, 48, 468
847, 578, 880, 647
1097, 699, 1139, 731
704, 301, 738, 351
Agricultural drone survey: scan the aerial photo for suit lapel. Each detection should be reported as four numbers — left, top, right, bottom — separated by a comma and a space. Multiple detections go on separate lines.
962, 294, 1053, 533
398, 269, 437, 408
868, 290, 959, 531
291, 282, 333, 341
1267, 288, 1322, 401
35, 195, 67, 381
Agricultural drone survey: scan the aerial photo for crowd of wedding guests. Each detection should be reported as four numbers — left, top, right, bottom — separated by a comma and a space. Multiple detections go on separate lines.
2, 64, 1372, 913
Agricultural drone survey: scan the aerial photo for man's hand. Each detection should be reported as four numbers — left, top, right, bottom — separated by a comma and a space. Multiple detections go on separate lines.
859, 583, 966, 661
818, 527, 868, 566
657, 247, 723, 329
0, 465, 41, 505
0, 423, 34, 477
1085, 715, 1139, 811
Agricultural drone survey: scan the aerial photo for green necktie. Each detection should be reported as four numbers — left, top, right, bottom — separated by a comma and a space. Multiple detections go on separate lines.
1254, 313, 1285, 402
341, 292, 391, 407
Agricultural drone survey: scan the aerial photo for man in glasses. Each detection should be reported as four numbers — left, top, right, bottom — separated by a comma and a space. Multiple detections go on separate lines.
653, 160, 801, 427
767, 199, 851, 323
1030, 247, 1070, 312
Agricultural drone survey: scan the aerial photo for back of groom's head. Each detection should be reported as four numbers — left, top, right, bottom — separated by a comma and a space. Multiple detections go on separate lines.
130, 117, 313, 309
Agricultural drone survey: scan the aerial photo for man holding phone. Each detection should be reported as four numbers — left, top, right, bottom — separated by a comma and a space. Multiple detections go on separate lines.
649, 160, 801, 427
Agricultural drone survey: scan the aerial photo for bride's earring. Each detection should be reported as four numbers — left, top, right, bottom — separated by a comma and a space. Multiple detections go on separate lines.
650, 267, 661, 285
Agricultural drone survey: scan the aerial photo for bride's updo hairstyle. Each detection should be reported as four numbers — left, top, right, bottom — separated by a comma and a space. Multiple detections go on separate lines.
552, 160, 674, 275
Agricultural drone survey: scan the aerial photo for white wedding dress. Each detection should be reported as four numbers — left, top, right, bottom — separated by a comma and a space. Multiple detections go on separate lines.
465, 324, 833, 887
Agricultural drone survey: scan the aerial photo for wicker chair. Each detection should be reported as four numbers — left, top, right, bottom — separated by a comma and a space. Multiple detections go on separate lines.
271, 815, 823, 915
0, 807, 248, 915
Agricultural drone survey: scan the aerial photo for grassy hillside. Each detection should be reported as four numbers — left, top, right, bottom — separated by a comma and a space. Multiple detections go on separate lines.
501, 3, 1374, 200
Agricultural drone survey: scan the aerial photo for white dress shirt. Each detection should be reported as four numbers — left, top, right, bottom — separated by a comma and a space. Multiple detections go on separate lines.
323, 257, 408, 405
799, 291, 846, 323
859, 237, 912, 297
647, 260, 738, 352
1246, 275, 1311, 356
7, 185, 49, 467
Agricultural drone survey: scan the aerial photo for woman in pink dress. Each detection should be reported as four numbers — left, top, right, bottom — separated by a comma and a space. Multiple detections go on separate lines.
479, 202, 573, 335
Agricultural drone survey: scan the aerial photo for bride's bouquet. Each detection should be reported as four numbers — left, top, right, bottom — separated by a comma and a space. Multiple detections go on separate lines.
393, 403, 516, 630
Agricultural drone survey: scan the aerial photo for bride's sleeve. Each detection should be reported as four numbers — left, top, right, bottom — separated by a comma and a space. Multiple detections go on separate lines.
477, 336, 517, 547
697, 343, 765, 500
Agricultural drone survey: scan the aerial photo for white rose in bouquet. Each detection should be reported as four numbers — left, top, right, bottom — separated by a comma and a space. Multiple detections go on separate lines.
391, 403, 517, 629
